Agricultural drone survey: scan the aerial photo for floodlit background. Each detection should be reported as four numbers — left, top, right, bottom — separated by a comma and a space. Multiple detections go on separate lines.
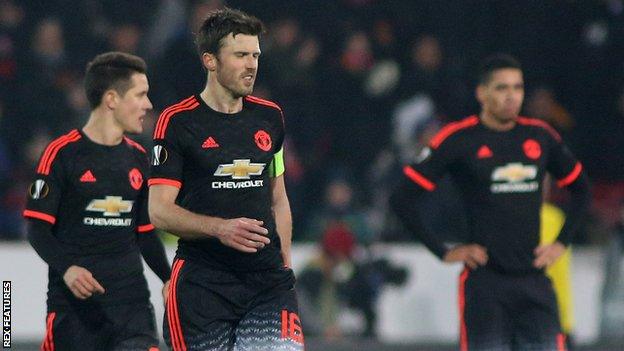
0, 0, 623, 350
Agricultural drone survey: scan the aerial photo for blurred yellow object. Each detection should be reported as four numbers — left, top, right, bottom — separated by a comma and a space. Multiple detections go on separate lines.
540, 202, 574, 334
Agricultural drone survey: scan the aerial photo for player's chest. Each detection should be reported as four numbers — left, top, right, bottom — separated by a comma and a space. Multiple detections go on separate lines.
67, 152, 145, 200
181, 118, 279, 170
460, 136, 548, 191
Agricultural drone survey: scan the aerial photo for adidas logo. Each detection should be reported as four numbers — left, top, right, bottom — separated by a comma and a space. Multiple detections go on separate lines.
202, 137, 219, 148
80, 170, 97, 182
477, 145, 493, 159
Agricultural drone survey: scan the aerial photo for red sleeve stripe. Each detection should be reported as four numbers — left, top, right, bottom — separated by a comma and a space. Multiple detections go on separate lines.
430, 116, 479, 149
23, 210, 56, 225
37, 130, 81, 175
245, 95, 283, 112
137, 224, 155, 233
124, 136, 146, 153
403, 166, 436, 191
154, 96, 199, 139
148, 178, 182, 188
557, 162, 582, 188
516, 117, 562, 142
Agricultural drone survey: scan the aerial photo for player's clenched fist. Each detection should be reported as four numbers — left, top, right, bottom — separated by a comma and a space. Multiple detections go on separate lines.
63, 265, 105, 299
216, 218, 271, 253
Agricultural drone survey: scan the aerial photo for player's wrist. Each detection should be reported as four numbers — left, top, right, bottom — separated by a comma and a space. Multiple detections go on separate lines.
204, 216, 226, 239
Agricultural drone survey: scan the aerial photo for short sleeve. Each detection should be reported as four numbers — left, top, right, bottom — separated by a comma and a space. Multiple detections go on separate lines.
403, 138, 458, 192
149, 120, 184, 189
546, 137, 583, 188
23, 150, 66, 225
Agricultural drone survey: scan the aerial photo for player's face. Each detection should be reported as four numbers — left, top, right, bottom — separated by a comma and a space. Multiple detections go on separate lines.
478, 68, 524, 122
214, 33, 261, 97
114, 73, 153, 134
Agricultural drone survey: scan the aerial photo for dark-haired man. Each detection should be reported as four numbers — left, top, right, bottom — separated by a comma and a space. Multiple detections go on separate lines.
148, 7, 304, 351
24, 51, 170, 351
391, 54, 591, 350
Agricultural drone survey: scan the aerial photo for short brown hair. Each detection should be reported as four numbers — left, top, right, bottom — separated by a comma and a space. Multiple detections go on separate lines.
84, 51, 147, 108
195, 7, 265, 57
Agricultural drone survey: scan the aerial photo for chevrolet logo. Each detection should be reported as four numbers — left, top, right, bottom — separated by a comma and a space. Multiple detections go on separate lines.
86, 196, 134, 217
492, 163, 537, 183
214, 159, 265, 179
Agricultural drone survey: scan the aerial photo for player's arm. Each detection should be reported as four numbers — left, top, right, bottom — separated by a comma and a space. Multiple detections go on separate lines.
534, 138, 591, 268
26, 220, 106, 299
148, 185, 270, 252
26, 219, 74, 276
390, 128, 487, 268
136, 229, 171, 304
24, 139, 104, 299
137, 230, 171, 283
389, 176, 489, 269
271, 174, 293, 267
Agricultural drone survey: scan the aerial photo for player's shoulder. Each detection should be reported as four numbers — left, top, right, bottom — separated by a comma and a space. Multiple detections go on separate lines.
154, 95, 201, 139
36, 129, 83, 175
244, 95, 283, 113
516, 116, 562, 142
123, 136, 147, 154
430, 115, 480, 149
244, 95, 284, 124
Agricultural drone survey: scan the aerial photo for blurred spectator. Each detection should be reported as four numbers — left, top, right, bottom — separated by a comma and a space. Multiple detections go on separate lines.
152, 0, 223, 105
397, 34, 466, 119
297, 225, 357, 339
108, 23, 142, 54
304, 175, 374, 245
526, 86, 575, 132
298, 224, 408, 338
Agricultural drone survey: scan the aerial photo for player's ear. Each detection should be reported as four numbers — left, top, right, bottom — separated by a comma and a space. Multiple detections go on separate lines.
103, 89, 119, 109
202, 52, 217, 72
475, 84, 486, 105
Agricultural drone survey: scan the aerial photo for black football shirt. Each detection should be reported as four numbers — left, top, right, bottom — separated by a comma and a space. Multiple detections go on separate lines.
402, 116, 583, 273
149, 95, 286, 271
24, 129, 154, 308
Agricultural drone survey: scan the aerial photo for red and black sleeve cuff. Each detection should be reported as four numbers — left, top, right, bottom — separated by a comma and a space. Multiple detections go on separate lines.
556, 162, 582, 188
23, 210, 56, 225
403, 166, 436, 191
148, 178, 182, 188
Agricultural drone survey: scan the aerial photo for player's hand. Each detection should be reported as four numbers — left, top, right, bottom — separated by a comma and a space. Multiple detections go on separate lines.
162, 280, 170, 305
216, 218, 270, 253
63, 265, 105, 300
533, 242, 566, 269
443, 244, 488, 269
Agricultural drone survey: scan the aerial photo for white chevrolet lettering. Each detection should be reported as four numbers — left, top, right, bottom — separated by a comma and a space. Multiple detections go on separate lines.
490, 163, 539, 193
212, 159, 266, 189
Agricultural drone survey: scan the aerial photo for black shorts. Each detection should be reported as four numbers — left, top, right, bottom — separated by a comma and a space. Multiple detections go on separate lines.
459, 267, 566, 351
164, 258, 304, 351
41, 303, 159, 351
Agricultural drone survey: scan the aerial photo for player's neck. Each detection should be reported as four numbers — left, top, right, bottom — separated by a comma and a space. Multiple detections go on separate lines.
200, 81, 243, 114
479, 111, 516, 132
82, 109, 125, 146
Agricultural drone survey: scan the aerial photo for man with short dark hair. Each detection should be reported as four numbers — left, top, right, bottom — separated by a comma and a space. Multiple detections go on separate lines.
148, 7, 304, 351
24, 51, 170, 351
391, 54, 591, 350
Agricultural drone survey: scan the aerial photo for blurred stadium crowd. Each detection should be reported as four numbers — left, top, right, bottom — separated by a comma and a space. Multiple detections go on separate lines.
3, 0, 623, 241
1, 0, 624, 343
